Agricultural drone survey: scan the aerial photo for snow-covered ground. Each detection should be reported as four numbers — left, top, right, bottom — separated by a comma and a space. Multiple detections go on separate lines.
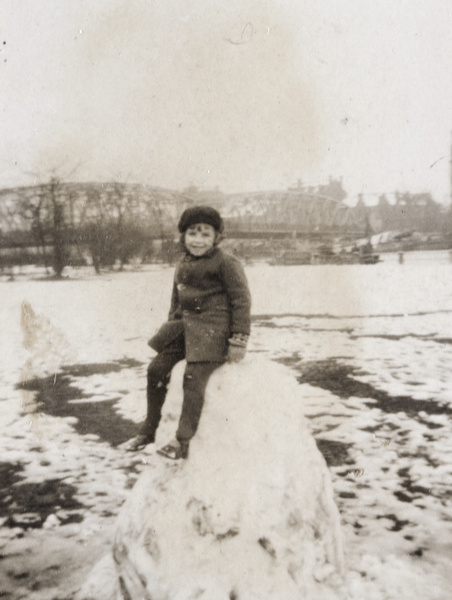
1, 250, 452, 599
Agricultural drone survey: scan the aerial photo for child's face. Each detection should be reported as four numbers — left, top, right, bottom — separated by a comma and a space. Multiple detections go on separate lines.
184, 223, 216, 256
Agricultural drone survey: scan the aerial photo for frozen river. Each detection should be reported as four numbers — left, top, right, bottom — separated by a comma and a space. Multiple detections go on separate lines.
1, 250, 452, 599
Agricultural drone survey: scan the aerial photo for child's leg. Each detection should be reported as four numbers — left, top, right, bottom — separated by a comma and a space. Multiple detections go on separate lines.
127, 334, 185, 451
141, 350, 184, 438
176, 361, 223, 443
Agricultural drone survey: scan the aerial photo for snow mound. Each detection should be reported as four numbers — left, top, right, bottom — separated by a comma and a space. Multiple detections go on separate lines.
20, 300, 74, 381
112, 357, 345, 600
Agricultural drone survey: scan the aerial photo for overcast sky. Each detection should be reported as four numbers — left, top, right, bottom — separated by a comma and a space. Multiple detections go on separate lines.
1, 0, 452, 204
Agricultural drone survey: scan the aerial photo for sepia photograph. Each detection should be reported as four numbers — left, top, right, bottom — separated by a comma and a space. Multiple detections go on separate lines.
1, 1, 452, 599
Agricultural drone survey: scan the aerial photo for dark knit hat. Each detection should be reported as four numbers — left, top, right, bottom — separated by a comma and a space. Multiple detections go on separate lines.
178, 205, 224, 233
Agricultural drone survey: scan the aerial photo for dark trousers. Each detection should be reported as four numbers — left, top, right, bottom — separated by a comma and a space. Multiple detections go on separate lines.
141, 335, 223, 442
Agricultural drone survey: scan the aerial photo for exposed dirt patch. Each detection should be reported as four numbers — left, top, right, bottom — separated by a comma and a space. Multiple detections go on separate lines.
376, 513, 411, 532
17, 361, 142, 446
351, 333, 452, 345
277, 356, 452, 418
62, 359, 143, 377
315, 439, 354, 467
1, 476, 85, 529
396, 466, 432, 503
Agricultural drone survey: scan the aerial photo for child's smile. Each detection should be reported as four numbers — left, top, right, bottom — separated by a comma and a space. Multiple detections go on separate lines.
185, 223, 216, 256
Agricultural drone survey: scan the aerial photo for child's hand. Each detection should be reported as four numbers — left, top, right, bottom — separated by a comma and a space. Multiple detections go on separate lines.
227, 344, 246, 362
227, 333, 248, 362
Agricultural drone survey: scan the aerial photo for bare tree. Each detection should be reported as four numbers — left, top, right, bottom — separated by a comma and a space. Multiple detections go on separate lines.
17, 185, 52, 272
78, 182, 146, 272
48, 177, 70, 277
19, 164, 80, 277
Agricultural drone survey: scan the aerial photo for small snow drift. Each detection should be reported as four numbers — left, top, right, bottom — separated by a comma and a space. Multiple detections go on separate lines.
112, 357, 345, 600
20, 300, 74, 380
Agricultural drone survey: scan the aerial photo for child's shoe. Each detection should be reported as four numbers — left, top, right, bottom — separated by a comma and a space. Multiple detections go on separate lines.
125, 433, 155, 452
157, 438, 189, 460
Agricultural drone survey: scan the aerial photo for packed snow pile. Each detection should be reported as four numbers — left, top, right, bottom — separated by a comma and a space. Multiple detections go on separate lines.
108, 357, 344, 600
20, 300, 74, 381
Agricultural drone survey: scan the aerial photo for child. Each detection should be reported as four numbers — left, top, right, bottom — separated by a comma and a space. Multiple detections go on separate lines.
127, 205, 251, 459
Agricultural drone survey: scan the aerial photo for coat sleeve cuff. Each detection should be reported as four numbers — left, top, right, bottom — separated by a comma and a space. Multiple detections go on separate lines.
228, 333, 249, 347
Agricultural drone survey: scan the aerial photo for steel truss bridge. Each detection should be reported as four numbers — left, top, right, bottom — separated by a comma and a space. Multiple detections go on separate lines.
0, 183, 367, 242
224, 190, 365, 237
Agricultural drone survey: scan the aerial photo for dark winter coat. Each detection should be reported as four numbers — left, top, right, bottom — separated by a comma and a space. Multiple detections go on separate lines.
149, 247, 251, 362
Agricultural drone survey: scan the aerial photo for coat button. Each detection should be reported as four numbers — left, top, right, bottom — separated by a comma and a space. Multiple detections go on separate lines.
183, 310, 189, 316
177, 283, 186, 291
